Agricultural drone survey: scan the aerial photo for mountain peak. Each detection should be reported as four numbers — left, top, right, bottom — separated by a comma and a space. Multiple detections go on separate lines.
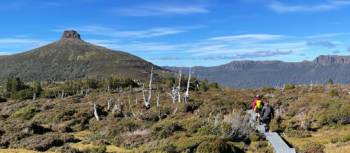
61, 30, 81, 40
313, 55, 350, 65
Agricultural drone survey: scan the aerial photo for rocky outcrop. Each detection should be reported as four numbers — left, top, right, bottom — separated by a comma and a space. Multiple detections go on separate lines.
61, 30, 81, 40
313, 55, 350, 65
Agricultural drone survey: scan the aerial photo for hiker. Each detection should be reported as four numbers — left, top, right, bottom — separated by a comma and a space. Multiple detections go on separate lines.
261, 100, 274, 132
252, 95, 264, 123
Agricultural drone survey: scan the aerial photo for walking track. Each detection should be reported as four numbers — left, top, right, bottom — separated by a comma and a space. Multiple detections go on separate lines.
247, 110, 296, 153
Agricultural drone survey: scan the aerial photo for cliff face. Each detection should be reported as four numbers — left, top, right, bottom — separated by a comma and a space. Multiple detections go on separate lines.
313, 55, 350, 65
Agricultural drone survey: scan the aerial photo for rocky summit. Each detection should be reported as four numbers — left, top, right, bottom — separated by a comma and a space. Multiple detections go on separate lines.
61, 30, 82, 40
0, 31, 158, 81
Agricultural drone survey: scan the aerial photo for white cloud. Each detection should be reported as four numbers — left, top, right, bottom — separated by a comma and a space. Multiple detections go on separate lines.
268, 0, 350, 13
306, 32, 350, 39
86, 39, 180, 52
210, 34, 285, 42
0, 38, 49, 54
0, 38, 41, 44
0, 51, 12, 55
114, 3, 209, 16
56, 25, 193, 38
306, 40, 337, 48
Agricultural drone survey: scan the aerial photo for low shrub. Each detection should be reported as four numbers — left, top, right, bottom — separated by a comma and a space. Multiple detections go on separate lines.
81, 145, 107, 153
328, 89, 339, 97
195, 139, 234, 153
300, 142, 325, 153
179, 117, 205, 133
284, 129, 311, 138
249, 132, 262, 142
11, 105, 40, 120
284, 83, 295, 90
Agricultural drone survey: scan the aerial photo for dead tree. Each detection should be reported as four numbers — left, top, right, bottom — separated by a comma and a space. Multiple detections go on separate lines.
184, 68, 191, 103
142, 67, 153, 109
168, 86, 178, 103
61, 90, 65, 99
107, 84, 110, 93
112, 102, 123, 117
177, 70, 182, 103
93, 103, 100, 121
32, 92, 37, 101
107, 98, 113, 110
156, 93, 160, 107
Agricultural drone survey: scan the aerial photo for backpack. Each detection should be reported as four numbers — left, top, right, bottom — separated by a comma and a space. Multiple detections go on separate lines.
256, 100, 262, 109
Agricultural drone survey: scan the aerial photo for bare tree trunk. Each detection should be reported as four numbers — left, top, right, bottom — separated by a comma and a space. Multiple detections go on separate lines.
61, 90, 65, 99
172, 107, 178, 115
32, 92, 36, 101
107, 98, 112, 110
184, 68, 191, 103
93, 103, 100, 121
142, 67, 153, 108
168, 86, 177, 103
178, 70, 182, 103
156, 93, 160, 107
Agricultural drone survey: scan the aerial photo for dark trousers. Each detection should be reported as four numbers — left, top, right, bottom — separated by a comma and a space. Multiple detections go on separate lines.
262, 118, 271, 132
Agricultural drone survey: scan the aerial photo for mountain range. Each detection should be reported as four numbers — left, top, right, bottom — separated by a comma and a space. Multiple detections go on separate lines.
0, 30, 158, 82
1, 30, 350, 88
166, 55, 350, 88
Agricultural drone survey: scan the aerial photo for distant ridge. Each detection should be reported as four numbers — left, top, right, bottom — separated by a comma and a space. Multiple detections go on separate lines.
166, 55, 350, 88
313, 55, 350, 65
0, 30, 158, 81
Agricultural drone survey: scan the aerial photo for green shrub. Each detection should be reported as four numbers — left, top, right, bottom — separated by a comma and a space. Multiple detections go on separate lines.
328, 89, 339, 97
42, 89, 59, 99
163, 144, 178, 153
54, 108, 77, 122
16, 88, 34, 100
284, 83, 295, 90
195, 139, 234, 153
315, 101, 350, 125
199, 79, 209, 92
197, 124, 221, 136
249, 132, 262, 142
81, 145, 107, 153
12, 105, 39, 120
270, 117, 284, 133
284, 129, 311, 138
209, 82, 220, 89
179, 117, 205, 133
152, 121, 183, 139
300, 142, 325, 153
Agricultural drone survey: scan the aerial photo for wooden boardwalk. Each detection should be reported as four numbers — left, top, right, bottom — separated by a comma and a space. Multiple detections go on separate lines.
247, 110, 296, 153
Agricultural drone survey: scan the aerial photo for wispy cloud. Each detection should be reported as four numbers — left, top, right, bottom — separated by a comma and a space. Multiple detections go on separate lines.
0, 37, 48, 54
306, 40, 337, 48
0, 38, 43, 45
210, 34, 285, 42
55, 25, 196, 38
0, 51, 13, 55
268, 0, 350, 13
236, 50, 294, 58
306, 32, 350, 39
113, 3, 209, 16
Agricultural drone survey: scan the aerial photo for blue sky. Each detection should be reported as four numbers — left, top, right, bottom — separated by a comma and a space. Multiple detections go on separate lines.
1, 0, 350, 66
